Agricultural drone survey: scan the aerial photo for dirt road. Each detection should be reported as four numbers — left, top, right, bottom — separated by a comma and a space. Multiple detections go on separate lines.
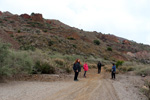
0, 69, 146, 100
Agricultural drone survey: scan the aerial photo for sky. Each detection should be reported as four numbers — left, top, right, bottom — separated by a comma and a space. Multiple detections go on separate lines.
0, 0, 150, 45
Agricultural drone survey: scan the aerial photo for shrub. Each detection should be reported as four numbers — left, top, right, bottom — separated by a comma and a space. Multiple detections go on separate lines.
54, 58, 65, 66
67, 37, 75, 40
126, 66, 135, 71
33, 61, 55, 74
119, 66, 135, 72
20, 45, 35, 51
8, 51, 33, 74
107, 47, 112, 51
116, 60, 124, 68
0, 41, 33, 76
141, 81, 150, 100
136, 67, 150, 76
88, 63, 97, 69
72, 44, 77, 48
104, 65, 112, 72
18, 30, 21, 33
93, 40, 100, 45
43, 30, 47, 32
0, 42, 11, 76
65, 67, 72, 73
10, 21, 14, 23
48, 40, 54, 46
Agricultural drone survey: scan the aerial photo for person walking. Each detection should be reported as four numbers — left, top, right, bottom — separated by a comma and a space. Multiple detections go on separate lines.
97, 61, 102, 74
73, 59, 81, 81
83, 62, 88, 78
111, 63, 116, 79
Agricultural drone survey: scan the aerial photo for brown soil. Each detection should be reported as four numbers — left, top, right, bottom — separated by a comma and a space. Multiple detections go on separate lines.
0, 68, 147, 100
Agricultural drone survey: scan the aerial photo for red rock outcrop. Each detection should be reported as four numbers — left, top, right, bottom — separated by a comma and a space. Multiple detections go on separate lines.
122, 40, 130, 45
46, 20, 51, 24
20, 14, 31, 19
31, 13, 43, 22
0, 11, 2, 16
101, 34, 119, 43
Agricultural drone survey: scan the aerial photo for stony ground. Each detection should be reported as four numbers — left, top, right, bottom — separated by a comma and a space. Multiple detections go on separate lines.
0, 69, 147, 100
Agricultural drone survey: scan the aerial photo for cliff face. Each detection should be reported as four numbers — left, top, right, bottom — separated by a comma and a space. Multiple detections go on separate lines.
0, 11, 150, 63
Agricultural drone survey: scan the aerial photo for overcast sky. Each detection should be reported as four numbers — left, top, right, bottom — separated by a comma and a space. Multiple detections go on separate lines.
0, 0, 150, 45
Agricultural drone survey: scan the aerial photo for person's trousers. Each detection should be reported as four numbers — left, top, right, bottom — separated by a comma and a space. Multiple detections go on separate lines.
98, 68, 101, 73
74, 71, 79, 80
112, 72, 115, 79
84, 71, 87, 77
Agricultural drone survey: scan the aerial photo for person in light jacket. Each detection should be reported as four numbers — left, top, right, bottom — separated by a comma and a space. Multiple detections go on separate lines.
73, 59, 81, 81
83, 62, 88, 78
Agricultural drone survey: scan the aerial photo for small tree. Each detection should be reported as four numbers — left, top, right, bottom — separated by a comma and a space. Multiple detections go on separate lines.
116, 60, 124, 68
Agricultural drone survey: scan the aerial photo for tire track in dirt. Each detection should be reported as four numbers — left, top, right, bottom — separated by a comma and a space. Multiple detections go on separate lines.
45, 69, 120, 100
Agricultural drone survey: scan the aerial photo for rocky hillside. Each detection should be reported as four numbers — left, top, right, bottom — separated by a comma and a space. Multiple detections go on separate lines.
0, 11, 150, 63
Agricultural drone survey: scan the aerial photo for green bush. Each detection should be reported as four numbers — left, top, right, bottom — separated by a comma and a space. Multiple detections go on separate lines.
93, 40, 100, 45
67, 37, 75, 40
0, 42, 11, 76
107, 47, 112, 51
8, 51, 33, 74
43, 30, 47, 32
33, 61, 55, 74
48, 40, 54, 46
0, 41, 33, 76
18, 30, 21, 33
20, 45, 35, 51
72, 44, 77, 48
116, 60, 124, 68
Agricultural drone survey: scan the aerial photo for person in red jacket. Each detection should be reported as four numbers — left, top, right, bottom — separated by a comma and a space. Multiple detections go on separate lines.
83, 62, 88, 78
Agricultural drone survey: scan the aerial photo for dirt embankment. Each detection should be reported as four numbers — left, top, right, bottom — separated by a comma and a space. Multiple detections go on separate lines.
0, 69, 147, 100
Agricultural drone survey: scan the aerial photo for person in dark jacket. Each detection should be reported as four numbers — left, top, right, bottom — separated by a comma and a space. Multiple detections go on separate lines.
111, 63, 116, 79
73, 59, 81, 81
97, 61, 102, 74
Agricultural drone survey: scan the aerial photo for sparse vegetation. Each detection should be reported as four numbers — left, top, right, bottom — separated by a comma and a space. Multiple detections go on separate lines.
141, 80, 150, 100
136, 66, 150, 76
